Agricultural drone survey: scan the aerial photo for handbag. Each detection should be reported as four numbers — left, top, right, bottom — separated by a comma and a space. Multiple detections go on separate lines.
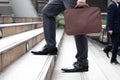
64, 7, 102, 35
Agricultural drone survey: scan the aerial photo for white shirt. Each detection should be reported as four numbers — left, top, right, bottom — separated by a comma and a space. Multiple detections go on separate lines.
114, 1, 119, 7
117, 3, 119, 7
78, 0, 86, 2
116, 2, 119, 7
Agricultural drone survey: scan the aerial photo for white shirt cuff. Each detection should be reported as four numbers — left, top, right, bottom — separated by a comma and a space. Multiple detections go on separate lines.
78, 0, 86, 2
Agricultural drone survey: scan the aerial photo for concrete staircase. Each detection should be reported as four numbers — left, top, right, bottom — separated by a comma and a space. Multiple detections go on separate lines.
0, 16, 64, 80
0, 0, 13, 15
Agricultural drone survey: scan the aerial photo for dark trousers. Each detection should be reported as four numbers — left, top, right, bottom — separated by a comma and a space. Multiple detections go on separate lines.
42, 0, 88, 66
110, 34, 120, 62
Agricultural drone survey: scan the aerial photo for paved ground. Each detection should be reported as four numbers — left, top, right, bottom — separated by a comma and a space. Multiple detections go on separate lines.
51, 34, 120, 80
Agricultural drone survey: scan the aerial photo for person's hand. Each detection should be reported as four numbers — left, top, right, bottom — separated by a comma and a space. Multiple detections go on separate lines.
75, 1, 87, 8
108, 30, 113, 35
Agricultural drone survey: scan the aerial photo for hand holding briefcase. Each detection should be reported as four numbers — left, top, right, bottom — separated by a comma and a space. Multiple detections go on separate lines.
64, 7, 102, 35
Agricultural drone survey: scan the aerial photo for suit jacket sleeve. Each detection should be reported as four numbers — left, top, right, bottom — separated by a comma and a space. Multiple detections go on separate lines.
106, 4, 115, 31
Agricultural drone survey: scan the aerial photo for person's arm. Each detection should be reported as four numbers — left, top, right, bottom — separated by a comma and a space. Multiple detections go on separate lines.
107, 4, 115, 35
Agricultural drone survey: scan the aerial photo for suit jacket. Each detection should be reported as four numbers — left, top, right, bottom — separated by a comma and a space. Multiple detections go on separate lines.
106, 1, 120, 34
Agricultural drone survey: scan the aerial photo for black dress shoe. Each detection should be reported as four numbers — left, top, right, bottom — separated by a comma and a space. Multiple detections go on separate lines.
61, 66, 88, 72
103, 49, 110, 58
73, 62, 81, 68
111, 60, 120, 64
103, 44, 112, 58
31, 46, 57, 55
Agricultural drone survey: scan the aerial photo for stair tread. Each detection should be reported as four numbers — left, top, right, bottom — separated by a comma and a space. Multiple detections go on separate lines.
0, 22, 42, 28
0, 28, 43, 53
0, 29, 64, 80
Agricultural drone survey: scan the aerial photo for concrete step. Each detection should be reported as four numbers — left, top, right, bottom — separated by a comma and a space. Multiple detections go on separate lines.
0, 28, 44, 71
0, 3, 12, 15
0, 22, 42, 38
0, 29, 64, 80
0, 17, 42, 24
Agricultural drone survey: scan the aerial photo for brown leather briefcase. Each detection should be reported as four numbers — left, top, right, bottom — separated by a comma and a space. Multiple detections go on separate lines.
64, 7, 102, 35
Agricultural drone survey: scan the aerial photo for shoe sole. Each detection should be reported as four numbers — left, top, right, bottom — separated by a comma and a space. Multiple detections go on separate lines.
61, 69, 88, 72
31, 51, 57, 55
49, 52, 57, 55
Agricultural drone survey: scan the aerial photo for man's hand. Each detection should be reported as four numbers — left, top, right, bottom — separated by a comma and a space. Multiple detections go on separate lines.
108, 30, 113, 35
75, 1, 87, 8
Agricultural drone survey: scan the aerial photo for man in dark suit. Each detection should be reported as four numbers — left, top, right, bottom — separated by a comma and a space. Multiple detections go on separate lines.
31, 0, 89, 72
106, 0, 120, 64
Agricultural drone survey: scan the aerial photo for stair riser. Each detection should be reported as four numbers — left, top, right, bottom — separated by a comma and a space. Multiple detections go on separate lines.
1, 43, 27, 71
0, 55, 1, 71
40, 31, 64, 80
14, 18, 42, 23
0, 17, 4, 24
1, 23, 42, 38
0, 32, 44, 72
0, 17, 42, 24
27, 33, 44, 50
3, 17, 13, 24
45, 57, 55, 80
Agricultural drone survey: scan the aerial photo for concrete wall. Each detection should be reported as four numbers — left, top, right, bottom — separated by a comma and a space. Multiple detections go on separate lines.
31, 0, 38, 11
9, 0, 38, 17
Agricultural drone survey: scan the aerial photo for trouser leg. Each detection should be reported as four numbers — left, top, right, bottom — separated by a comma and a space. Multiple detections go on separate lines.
42, 0, 88, 66
42, 0, 65, 48
63, 0, 88, 66
74, 35, 88, 66
111, 35, 120, 62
